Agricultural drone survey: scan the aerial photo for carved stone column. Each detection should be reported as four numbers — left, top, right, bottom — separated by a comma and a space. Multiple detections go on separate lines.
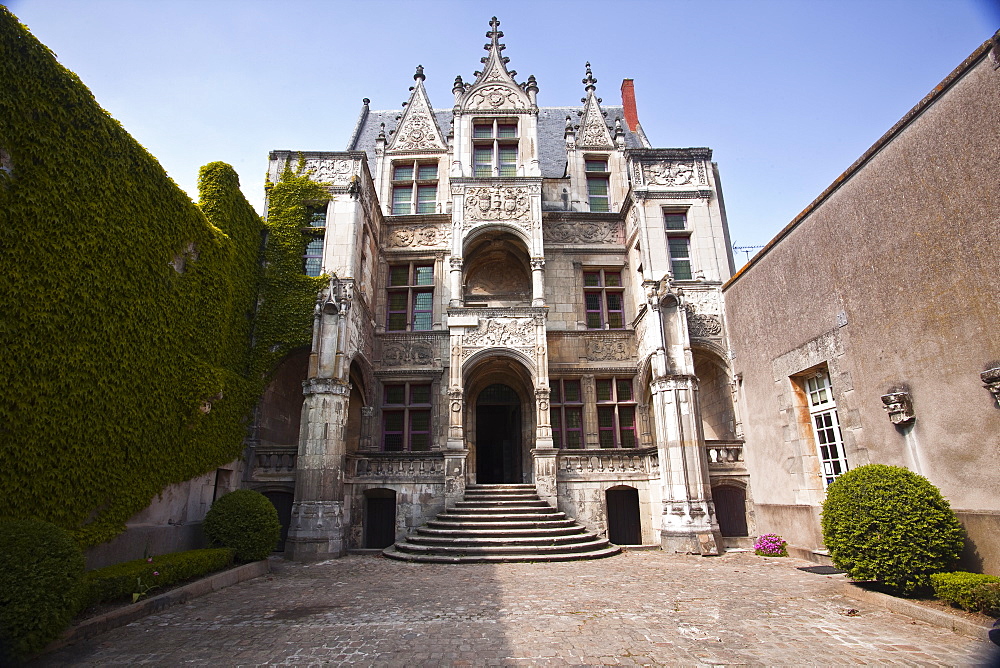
530, 256, 546, 307
287, 280, 352, 561
650, 375, 722, 554
449, 256, 463, 308
581, 374, 598, 448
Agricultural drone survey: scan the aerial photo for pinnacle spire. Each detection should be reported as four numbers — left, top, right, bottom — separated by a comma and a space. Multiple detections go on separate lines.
583, 62, 597, 93
413, 64, 425, 82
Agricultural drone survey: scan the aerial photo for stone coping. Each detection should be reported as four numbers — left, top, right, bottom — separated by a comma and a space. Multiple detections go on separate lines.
834, 580, 994, 641
45, 559, 271, 653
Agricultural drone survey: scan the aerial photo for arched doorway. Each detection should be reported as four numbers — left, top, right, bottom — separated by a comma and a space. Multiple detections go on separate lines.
364, 488, 397, 549
606, 486, 641, 545
476, 383, 522, 483
712, 485, 748, 537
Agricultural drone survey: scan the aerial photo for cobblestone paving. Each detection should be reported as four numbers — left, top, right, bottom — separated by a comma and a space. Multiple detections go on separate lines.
38, 551, 992, 666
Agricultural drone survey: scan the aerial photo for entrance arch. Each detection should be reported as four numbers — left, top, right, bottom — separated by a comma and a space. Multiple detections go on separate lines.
463, 354, 535, 485
476, 384, 522, 483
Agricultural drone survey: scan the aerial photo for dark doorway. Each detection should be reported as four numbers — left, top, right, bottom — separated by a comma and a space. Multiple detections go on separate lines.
476, 384, 522, 484
262, 490, 293, 552
606, 486, 641, 545
364, 489, 397, 549
713, 485, 748, 537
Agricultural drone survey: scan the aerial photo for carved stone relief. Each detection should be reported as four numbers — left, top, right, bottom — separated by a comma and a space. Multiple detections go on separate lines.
585, 336, 635, 361
463, 317, 534, 348
465, 253, 530, 301
687, 313, 723, 338
683, 290, 722, 316
464, 185, 531, 223
466, 85, 527, 110
981, 367, 1000, 404
545, 220, 623, 244
578, 102, 614, 149
381, 338, 435, 367
881, 392, 915, 425
386, 225, 450, 248
302, 159, 355, 184
393, 112, 444, 151
642, 161, 696, 187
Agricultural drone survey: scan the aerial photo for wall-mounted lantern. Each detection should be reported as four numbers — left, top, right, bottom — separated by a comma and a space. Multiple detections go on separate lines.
881, 392, 915, 425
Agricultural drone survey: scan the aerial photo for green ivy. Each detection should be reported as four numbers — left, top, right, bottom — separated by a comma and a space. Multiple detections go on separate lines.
250, 159, 329, 380
0, 9, 263, 547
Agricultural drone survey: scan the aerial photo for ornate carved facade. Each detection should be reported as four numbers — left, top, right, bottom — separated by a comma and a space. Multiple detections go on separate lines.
257, 17, 743, 561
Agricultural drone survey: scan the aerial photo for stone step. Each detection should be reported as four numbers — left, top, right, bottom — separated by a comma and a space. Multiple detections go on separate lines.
452, 499, 551, 508
437, 505, 559, 515
381, 544, 621, 564
460, 492, 541, 501
390, 536, 614, 557
417, 525, 583, 538
434, 511, 569, 522
405, 533, 595, 548
425, 519, 577, 531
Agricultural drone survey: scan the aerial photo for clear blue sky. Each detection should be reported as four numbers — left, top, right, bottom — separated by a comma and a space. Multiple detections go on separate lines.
5, 0, 998, 259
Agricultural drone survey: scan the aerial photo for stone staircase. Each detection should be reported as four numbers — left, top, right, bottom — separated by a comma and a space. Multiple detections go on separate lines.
382, 484, 621, 563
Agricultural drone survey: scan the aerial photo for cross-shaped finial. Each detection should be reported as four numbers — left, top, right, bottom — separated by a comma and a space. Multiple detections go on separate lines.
582, 61, 597, 93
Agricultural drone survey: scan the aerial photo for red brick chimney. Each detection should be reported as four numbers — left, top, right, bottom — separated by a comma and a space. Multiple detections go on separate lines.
621, 79, 639, 132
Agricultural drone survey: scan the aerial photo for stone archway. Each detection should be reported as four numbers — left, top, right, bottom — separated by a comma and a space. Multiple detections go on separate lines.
462, 354, 535, 484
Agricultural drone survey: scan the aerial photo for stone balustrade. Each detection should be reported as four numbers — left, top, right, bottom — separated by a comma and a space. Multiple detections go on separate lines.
347, 451, 446, 479
705, 440, 745, 466
557, 447, 659, 480
251, 444, 297, 478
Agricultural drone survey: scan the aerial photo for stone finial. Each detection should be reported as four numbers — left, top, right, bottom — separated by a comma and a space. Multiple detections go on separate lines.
453, 74, 465, 94
362, 97, 370, 106
583, 61, 597, 93
413, 64, 425, 82
526, 74, 538, 93
881, 392, 915, 425
377, 123, 386, 140
487, 16, 503, 43
982, 366, 1000, 404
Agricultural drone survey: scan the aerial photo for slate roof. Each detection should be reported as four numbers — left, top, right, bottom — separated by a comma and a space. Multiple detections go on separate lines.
347, 105, 646, 179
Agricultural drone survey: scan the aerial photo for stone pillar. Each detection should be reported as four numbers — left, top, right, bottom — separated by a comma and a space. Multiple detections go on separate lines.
651, 375, 722, 554
449, 256, 463, 308
530, 257, 546, 307
287, 280, 351, 561
532, 447, 558, 508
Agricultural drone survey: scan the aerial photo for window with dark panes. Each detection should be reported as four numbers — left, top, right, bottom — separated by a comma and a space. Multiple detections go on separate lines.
596, 377, 637, 448
303, 237, 324, 277
472, 119, 518, 178
382, 383, 432, 451
663, 210, 686, 230
667, 236, 692, 280
387, 263, 434, 331
586, 158, 610, 212
551, 379, 584, 448
391, 161, 438, 215
583, 269, 625, 329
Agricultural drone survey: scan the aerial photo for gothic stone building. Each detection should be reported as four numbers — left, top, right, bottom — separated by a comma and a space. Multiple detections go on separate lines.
250, 18, 744, 561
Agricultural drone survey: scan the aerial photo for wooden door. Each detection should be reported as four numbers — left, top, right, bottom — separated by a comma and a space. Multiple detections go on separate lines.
606, 487, 641, 545
713, 485, 748, 537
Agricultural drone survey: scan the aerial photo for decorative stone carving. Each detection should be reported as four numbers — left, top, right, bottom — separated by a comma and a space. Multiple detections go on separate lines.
386, 225, 450, 248
687, 313, 723, 338
643, 161, 696, 187
464, 185, 531, 222
682, 290, 722, 316
881, 392, 915, 425
463, 317, 534, 348
535, 387, 550, 413
466, 85, 527, 110
302, 159, 355, 184
585, 336, 633, 361
578, 107, 614, 149
466, 255, 530, 300
530, 257, 545, 271
381, 338, 435, 366
545, 220, 623, 244
981, 367, 1000, 404
388, 78, 446, 152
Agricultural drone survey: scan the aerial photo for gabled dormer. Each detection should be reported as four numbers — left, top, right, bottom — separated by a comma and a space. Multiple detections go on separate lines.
566, 63, 627, 213
382, 67, 449, 216
451, 17, 540, 179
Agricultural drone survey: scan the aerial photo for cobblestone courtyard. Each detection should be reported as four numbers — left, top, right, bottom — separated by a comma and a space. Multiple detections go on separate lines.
38, 551, 991, 666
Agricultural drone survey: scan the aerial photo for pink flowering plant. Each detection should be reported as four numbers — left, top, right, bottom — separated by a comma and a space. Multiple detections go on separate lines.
754, 533, 788, 557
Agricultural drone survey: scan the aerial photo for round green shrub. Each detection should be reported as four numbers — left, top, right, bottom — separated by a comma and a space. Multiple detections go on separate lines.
821, 464, 964, 595
0, 517, 85, 664
203, 490, 281, 562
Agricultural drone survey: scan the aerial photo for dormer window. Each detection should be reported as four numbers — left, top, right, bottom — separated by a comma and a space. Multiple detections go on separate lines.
585, 158, 610, 212
392, 161, 438, 215
473, 119, 518, 177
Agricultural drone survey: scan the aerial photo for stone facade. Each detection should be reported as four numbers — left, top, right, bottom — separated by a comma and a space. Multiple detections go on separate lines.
723, 34, 1000, 574
248, 18, 744, 560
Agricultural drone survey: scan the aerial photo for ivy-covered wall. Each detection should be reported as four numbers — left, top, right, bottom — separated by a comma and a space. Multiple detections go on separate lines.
0, 9, 265, 547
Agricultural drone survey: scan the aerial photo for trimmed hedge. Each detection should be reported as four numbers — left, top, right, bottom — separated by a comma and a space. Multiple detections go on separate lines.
82, 548, 234, 607
930, 572, 1000, 615
0, 518, 85, 664
821, 464, 964, 595
204, 490, 281, 562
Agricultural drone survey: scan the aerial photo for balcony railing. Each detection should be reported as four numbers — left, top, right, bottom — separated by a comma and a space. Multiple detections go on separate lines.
347, 451, 446, 480
250, 444, 297, 479
706, 440, 745, 469
557, 447, 659, 479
